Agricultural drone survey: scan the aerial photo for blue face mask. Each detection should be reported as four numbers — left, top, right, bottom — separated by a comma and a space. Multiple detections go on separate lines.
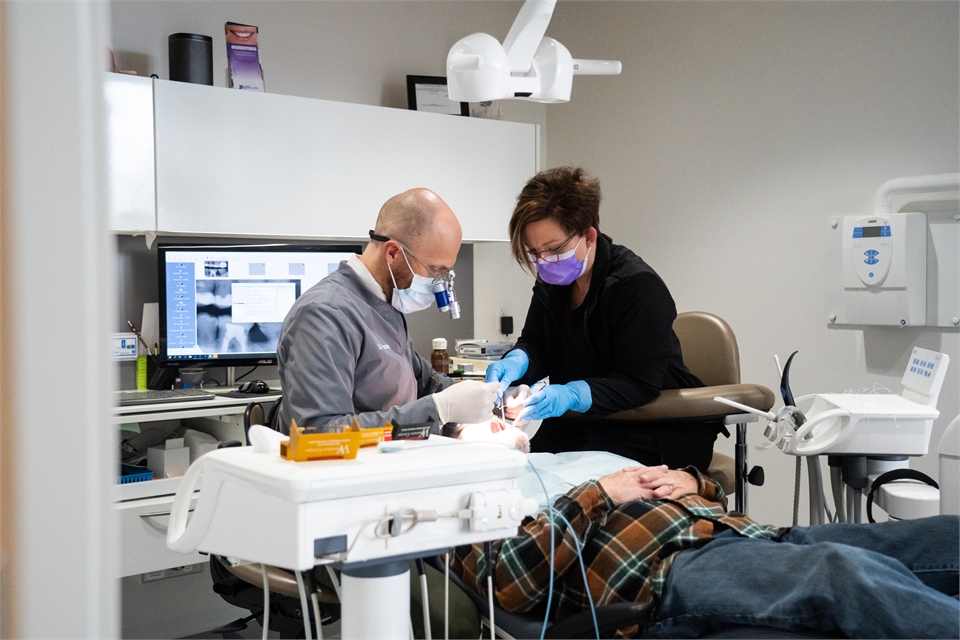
388, 247, 435, 314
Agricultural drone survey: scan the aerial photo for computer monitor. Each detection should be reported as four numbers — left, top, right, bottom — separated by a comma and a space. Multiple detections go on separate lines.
157, 243, 363, 369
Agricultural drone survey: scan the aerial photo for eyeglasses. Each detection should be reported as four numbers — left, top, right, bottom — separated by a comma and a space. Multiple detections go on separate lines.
369, 231, 451, 283
525, 232, 580, 264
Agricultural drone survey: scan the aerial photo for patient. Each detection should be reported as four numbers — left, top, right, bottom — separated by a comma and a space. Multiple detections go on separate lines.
451, 465, 959, 638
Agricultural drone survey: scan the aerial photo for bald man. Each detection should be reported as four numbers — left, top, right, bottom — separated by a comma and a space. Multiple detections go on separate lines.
277, 189, 499, 433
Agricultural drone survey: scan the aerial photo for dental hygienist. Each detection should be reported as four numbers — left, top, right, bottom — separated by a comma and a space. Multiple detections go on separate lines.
487, 167, 719, 471
277, 188, 499, 433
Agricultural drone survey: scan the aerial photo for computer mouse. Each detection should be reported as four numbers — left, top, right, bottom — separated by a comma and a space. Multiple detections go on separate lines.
238, 380, 271, 394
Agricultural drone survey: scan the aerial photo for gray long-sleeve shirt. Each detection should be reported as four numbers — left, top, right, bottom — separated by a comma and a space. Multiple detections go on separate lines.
277, 260, 451, 433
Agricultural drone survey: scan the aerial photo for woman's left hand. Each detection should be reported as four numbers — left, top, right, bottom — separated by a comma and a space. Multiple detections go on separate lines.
518, 381, 592, 421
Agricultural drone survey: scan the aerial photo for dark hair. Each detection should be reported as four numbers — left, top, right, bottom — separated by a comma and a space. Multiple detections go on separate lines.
508, 167, 601, 271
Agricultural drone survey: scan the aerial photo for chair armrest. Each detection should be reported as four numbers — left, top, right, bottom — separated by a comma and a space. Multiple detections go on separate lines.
544, 601, 654, 639
606, 384, 774, 423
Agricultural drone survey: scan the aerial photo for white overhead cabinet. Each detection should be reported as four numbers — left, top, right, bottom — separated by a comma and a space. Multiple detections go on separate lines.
109, 75, 538, 241
105, 74, 156, 232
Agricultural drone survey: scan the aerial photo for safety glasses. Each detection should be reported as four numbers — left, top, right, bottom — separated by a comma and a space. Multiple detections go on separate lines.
368, 231, 451, 283
525, 232, 580, 264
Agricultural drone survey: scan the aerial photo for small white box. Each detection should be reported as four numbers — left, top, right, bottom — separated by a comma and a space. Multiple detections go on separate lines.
147, 438, 190, 478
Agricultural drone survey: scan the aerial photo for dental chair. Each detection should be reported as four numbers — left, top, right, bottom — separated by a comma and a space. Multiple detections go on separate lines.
242, 396, 283, 444
208, 555, 341, 638
428, 553, 844, 640
607, 311, 775, 513
426, 555, 652, 638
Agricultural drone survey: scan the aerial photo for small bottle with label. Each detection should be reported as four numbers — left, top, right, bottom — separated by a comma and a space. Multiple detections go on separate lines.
431, 338, 450, 375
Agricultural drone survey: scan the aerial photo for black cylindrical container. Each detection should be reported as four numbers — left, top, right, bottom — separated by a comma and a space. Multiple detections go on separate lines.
168, 33, 213, 85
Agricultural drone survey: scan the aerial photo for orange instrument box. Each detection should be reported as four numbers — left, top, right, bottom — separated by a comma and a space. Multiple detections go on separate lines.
280, 417, 393, 462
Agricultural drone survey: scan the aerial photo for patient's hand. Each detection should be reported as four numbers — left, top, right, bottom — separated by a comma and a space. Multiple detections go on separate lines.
598, 465, 699, 504
636, 466, 699, 500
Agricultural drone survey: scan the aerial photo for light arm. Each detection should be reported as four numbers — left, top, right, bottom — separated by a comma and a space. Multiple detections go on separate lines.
502, 0, 557, 73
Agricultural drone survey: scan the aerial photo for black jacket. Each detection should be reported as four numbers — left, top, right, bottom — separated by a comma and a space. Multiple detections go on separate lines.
515, 233, 702, 416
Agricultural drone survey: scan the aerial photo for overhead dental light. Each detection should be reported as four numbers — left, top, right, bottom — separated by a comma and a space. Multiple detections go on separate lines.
446, 0, 621, 104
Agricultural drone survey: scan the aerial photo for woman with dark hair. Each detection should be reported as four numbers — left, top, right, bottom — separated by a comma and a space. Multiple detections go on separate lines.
487, 166, 720, 472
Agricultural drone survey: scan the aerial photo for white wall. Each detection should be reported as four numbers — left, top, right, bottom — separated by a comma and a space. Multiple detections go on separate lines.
111, 1, 960, 528
547, 1, 960, 525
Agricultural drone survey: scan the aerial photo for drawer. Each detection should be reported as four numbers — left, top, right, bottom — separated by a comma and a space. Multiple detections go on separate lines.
117, 493, 204, 578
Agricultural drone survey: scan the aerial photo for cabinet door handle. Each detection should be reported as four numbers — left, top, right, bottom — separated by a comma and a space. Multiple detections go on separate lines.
139, 509, 194, 519
139, 509, 193, 535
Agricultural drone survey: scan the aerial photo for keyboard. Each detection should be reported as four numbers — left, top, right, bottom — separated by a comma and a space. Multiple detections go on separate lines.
116, 388, 216, 407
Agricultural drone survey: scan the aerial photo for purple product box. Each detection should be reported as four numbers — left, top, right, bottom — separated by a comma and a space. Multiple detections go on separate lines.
225, 22, 264, 91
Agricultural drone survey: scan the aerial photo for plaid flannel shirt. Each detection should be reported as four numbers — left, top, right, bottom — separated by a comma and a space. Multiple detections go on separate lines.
451, 468, 783, 636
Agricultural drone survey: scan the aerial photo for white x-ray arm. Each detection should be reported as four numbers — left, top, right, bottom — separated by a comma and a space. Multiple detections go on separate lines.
502, 0, 557, 73
447, 0, 621, 103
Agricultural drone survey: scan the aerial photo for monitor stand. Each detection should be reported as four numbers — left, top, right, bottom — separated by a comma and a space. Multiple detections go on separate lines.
225, 366, 236, 388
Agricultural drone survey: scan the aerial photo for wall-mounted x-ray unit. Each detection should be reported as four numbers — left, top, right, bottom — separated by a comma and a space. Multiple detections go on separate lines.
826, 173, 960, 328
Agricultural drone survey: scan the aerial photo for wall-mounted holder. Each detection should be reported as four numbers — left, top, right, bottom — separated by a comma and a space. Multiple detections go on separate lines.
825, 173, 960, 328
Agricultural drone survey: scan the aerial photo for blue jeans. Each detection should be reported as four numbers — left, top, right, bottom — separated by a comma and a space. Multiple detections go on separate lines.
644, 515, 959, 638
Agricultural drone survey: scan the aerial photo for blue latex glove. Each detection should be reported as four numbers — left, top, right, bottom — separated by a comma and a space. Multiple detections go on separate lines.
518, 381, 592, 422
484, 349, 529, 393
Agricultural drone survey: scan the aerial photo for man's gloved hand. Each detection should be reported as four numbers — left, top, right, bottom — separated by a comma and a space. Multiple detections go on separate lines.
433, 380, 501, 425
518, 381, 592, 422
484, 350, 529, 395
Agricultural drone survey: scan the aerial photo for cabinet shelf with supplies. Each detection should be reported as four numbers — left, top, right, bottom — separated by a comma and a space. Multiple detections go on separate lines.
113, 393, 279, 578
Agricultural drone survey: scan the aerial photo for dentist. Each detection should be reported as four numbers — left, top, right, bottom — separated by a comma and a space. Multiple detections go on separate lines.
277, 188, 499, 433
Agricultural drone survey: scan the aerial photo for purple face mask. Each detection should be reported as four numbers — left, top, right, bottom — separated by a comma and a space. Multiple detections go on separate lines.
534, 238, 589, 286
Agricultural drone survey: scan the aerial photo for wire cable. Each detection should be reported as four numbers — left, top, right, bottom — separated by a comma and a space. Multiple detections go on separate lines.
831, 465, 845, 524
304, 571, 324, 640
295, 570, 313, 640
325, 566, 343, 602
236, 365, 260, 382
792, 456, 801, 526
416, 558, 433, 640
444, 552, 450, 640
356, 439, 558, 639
487, 573, 496, 640
484, 541, 496, 640
261, 565, 270, 640
311, 592, 323, 640
524, 459, 556, 640
555, 512, 600, 639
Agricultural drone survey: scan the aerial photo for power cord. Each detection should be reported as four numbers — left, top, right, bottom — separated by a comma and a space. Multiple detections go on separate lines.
236, 365, 260, 382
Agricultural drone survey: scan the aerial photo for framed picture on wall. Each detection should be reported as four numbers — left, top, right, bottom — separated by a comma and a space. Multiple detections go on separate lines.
406, 75, 469, 116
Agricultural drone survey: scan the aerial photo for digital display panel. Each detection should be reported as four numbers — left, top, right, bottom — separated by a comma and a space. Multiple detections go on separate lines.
158, 243, 361, 368
852, 225, 890, 239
